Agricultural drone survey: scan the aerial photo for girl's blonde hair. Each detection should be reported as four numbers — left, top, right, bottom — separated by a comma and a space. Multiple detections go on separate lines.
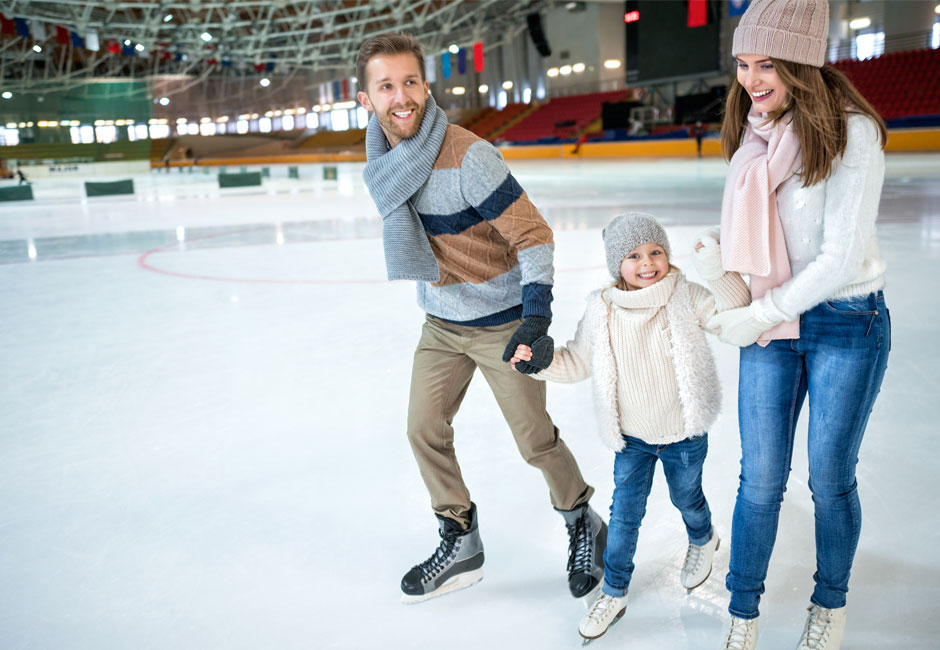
721, 59, 887, 187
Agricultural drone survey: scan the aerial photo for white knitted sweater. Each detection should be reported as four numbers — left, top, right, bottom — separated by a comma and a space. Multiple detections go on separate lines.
760, 113, 887, 322
535, 270, 751, 451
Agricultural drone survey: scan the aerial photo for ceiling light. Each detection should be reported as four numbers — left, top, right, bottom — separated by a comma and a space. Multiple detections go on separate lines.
135, 43, 145, 52
176, 117, 187, 123
259, 77, 270, 87
448, 44, 459, 54
124, 39, 131, 46
452, 86, 466, 95
604, 59, 622, 69
332, 100, 357, 109
560, 65, 572, 75
200, 32, 212, 42
547, 67, 559, 78
936, 3, 940, 14
478, 84, 489, 93
33, 45, 42, 53
164, 14, 173, 22
159, 97, 170, 106
502, 80, 513, 90
200, 117, 211, 123
849, 17, 871, 30
1, 92, 12, 99
572, 62, 585, 73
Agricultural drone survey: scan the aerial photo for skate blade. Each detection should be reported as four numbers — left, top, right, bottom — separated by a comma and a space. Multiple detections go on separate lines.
400, 568, 484, 605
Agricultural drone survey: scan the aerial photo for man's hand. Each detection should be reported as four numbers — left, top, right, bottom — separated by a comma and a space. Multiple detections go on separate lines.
502, 316, 553, 374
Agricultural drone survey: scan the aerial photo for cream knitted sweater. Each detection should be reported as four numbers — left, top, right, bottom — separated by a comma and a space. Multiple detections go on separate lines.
760, 113, 887, 323
535, 270, 750, 450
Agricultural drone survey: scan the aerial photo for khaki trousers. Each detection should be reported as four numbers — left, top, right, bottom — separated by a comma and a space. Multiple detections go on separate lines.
407, 315, 593, 528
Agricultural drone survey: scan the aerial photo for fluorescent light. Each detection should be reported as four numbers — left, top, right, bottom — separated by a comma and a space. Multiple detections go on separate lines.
452, 86, 466, 95
33, 45, 42, 53
478, 84, 489, 93
332, 100, 357, 109
176, 117, 188, 123
448, 44, 459, 54
604, 59, 622, 69
200, 32, 212, 42
560, 65, 572, 75
164, 14, 173, 22
135, 43, 145, 52
547, 67, 559, 77
572, 62, 585, 73
502, 80, 513, 90
1, 92, 11, 99
849, 17, 871, 30
159, 97, 169, 106
935, 3, 940, 14
259, 78, 270, 87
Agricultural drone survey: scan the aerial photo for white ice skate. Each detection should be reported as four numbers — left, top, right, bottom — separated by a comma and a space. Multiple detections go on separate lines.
796, 604, 846, 649
579, 591, 627, 646
681, 532, 720, 592
722, 616, 758, 650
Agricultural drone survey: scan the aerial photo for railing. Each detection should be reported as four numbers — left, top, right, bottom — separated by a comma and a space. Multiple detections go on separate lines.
828, 29, 937, 63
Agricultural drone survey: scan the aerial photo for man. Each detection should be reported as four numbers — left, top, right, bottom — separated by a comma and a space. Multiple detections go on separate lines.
356, 33, 606, 605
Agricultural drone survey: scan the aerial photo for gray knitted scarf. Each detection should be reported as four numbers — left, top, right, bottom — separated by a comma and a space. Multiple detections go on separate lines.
363, 93, 447, 282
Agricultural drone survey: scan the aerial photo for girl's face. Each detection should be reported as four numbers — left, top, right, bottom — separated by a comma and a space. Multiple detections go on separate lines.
619, 242, 669, 291
735, 53, 789, 113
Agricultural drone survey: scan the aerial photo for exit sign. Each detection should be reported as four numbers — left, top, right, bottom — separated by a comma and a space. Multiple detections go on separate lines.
624, 10, 639, 23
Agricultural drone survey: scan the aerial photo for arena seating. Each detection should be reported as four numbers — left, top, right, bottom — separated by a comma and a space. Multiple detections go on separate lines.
833, 48, 940, 121
294, 129, 366, 150
467, 103, 531, 139
498, 90, 630, 143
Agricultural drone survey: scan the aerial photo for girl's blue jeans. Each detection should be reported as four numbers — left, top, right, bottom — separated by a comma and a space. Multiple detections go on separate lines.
726, 291, 890, 618
602, 433, 713, 597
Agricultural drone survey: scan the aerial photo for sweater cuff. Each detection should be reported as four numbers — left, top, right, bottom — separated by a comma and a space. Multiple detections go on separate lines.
522, 282, 553, 319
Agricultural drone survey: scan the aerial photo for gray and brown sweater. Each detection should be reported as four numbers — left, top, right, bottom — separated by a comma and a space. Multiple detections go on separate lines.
411, 124, 554, 325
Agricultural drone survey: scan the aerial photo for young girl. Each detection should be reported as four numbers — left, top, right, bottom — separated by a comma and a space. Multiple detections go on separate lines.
708, 1, 891, 648
512, 212, 750, 643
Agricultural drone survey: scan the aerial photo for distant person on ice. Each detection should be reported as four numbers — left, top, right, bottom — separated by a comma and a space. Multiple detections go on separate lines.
356, 33, 606, 604
16, 167, 29, 185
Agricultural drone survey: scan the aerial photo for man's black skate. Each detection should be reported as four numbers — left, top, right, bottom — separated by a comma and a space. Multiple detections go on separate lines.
558, 503, 607, 598
400, 502, 485, 604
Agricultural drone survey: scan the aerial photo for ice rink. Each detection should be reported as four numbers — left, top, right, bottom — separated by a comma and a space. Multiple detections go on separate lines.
1, 154, 938, 649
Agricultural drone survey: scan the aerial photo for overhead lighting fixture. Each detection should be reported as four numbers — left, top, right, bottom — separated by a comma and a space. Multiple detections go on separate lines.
135, 43, 145, 52
604, 59, 622, 69
448, 44, 459, 54
849, 17, 871, 30
560, 65, 572, 76
32, 45, 42, 53
159, 97, 170, 106
502, 80, 513, 90
259, 77, 271, 87
124, 39, 131, 46
452, 86, 466, 95
936, 3, 940, 14
332, 100, 357, 109
200, 32, 212, 42
1, 92, 12, 99
164, 14, 173, 22
200, 117, 211, 123
572, 62, 585, 73
478, 84, 489, 93
547, 67, 559, 77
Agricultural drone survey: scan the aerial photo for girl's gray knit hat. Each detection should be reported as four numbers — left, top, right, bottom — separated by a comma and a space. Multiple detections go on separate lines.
602, 212, 671, 280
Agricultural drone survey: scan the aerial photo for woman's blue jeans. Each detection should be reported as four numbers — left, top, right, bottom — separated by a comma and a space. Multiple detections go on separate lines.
726, 291, 890, 618
603, 434, 713, 597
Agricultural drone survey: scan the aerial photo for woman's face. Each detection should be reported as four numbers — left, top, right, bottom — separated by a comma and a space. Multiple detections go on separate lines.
735, 53, 789, 113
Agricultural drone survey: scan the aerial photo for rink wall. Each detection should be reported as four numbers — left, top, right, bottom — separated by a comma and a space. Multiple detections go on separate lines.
24, 160, 151, 179
145, 126, 940, 167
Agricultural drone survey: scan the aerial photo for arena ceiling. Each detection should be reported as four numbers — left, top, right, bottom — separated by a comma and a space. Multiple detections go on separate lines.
0, 0, 546, 93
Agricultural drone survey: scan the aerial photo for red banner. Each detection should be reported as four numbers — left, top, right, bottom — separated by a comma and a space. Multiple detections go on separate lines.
56, 25, 69, 44
473, 41, 484, 73
688, 0, 707, 27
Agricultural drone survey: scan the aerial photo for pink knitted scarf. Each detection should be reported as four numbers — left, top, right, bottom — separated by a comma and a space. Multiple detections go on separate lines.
721, 111, 801, 344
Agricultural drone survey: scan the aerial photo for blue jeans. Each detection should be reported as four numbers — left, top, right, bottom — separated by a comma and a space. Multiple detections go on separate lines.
727, 292, 890, 618
603, 434, 713, 597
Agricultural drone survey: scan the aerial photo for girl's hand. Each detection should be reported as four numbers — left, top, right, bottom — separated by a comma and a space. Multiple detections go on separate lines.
509, 344, 533, 370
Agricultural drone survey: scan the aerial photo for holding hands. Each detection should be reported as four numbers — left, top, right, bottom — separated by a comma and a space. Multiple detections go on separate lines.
502, 316, 554, 374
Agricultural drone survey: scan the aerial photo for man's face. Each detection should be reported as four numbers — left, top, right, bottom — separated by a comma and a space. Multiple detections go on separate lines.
357, 52, 429, 148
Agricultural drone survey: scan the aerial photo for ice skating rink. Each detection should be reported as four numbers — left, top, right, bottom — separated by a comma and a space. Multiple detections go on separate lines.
1, 155, 937, 649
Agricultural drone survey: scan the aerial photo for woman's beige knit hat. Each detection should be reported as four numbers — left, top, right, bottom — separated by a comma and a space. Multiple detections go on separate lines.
732, 0, 830, 68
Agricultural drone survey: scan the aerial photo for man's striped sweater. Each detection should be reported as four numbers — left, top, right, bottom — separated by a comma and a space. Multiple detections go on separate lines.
411, 124, 554, 326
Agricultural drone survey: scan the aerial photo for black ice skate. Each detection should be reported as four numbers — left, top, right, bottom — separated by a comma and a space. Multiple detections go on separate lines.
400, 502, 484, 604
557, 503, 607, 598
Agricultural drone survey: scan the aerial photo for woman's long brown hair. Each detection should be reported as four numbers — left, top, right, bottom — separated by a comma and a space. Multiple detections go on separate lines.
720, 59, 887, 187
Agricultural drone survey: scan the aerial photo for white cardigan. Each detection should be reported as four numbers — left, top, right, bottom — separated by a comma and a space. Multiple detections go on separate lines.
761, 113, 887, 323
535, 271, 750, 451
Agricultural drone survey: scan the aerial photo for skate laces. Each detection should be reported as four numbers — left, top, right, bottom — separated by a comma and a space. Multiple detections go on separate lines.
414, 531, 461, 581
586, 594, 621, 623
724, 617, 757, 650
566, 511, 594, 578
683, 542, 706, 574
802, 605, 834, 647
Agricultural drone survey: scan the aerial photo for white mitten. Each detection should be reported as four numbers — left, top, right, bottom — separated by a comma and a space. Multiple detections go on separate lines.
692, 226, 724, 281
707, 304, 778, 347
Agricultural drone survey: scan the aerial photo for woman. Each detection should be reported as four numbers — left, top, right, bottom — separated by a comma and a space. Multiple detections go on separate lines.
707, 1, 891, 649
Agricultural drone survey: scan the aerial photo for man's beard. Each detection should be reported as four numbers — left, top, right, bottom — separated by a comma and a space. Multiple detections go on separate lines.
378, 100, 426, 141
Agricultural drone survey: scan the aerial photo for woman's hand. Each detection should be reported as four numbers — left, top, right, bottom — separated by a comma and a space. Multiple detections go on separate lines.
692, 226, 725, 281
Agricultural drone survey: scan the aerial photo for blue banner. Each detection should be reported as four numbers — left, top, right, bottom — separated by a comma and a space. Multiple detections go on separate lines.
457, 48, 467, 75
729, 0, 749, 17
441, 52, 451, 79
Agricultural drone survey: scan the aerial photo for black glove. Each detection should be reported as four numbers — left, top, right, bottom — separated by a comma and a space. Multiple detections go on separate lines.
502, 316, 554, 375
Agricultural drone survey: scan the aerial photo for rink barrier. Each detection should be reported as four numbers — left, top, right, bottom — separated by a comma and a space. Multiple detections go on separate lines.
146, 126, 940, 169
85, 179, 135, 197
0, 185, 34, 201
218, 171, 262, 187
